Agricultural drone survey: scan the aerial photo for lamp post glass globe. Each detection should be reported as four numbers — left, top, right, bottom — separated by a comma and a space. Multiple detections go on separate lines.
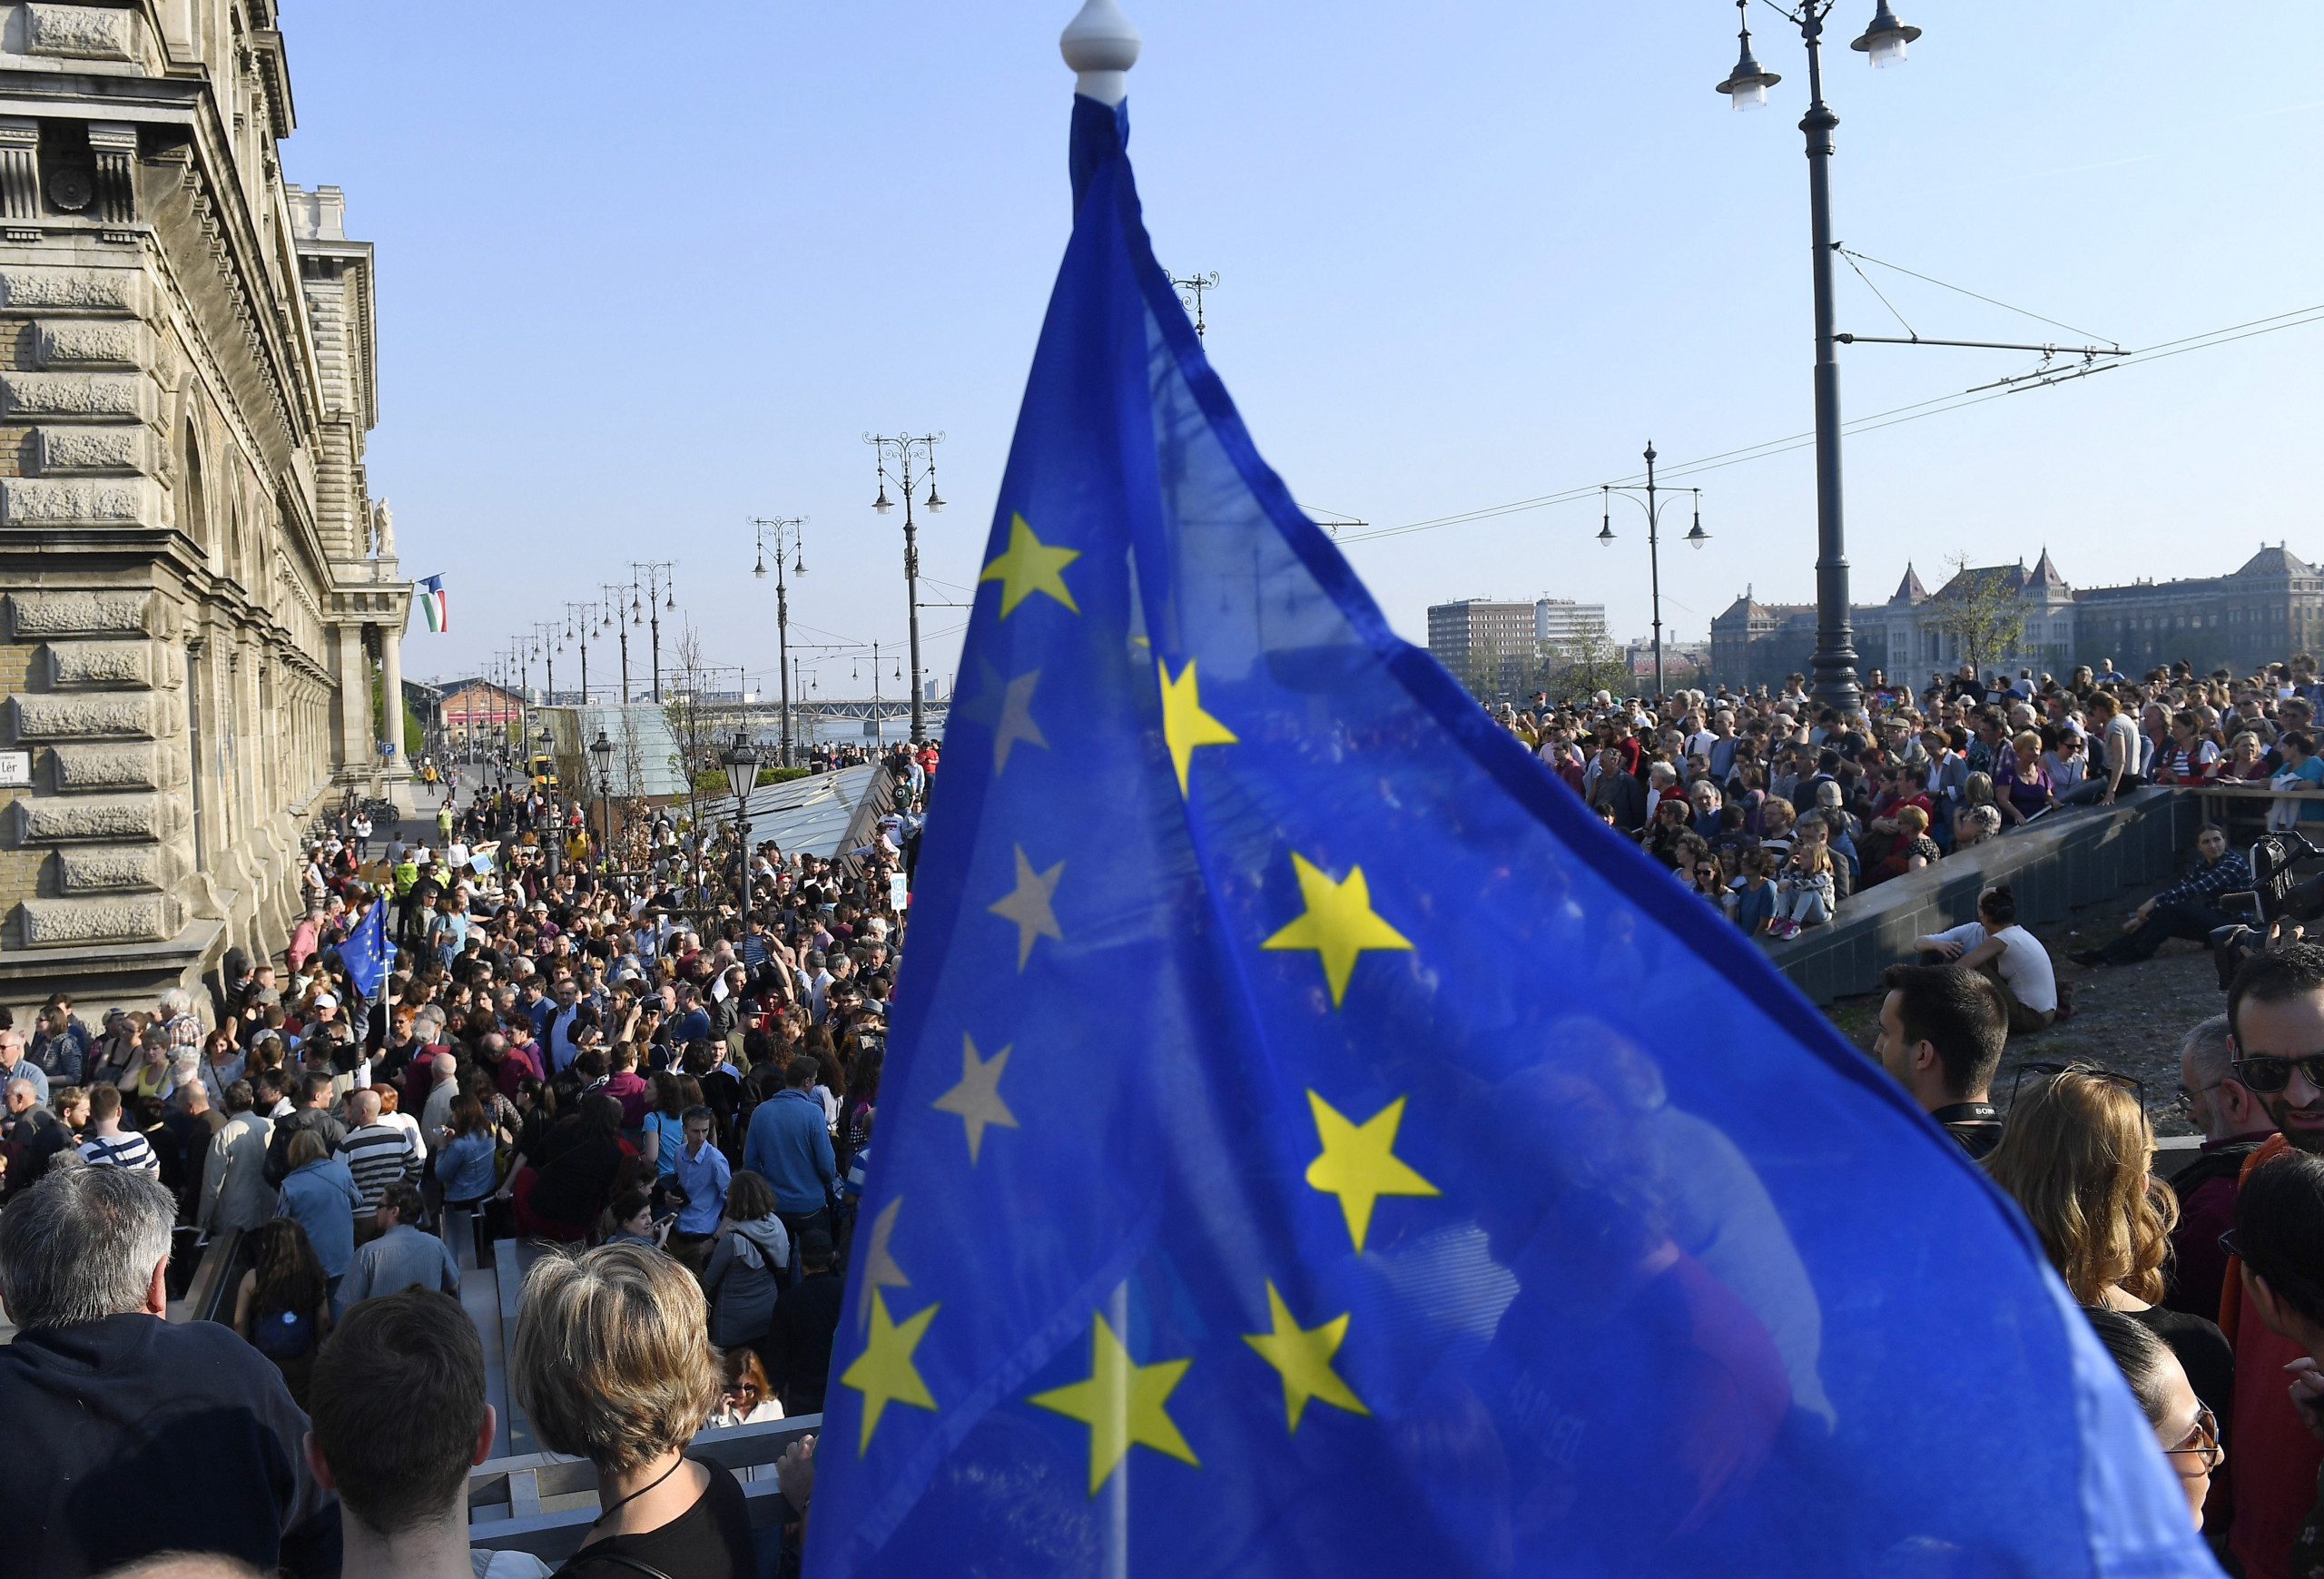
1852, 0, 1921, 67
721, 730, 761, 804
589, 730, 614, 776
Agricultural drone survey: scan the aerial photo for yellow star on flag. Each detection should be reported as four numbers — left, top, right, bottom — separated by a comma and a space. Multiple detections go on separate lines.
1243, 1281, 1369, 1434
1259, 853, 1413, 1008
1157, 657, 1237, 796
1029, 1309, 1200, 1495
1304, 1089, 1439, 1252
987, 844, 1064, 970
931, 1033, 1019, 1164
856, 1195, 911, 1335
840, 1290, 940, 1453
978, 512, 1080, 618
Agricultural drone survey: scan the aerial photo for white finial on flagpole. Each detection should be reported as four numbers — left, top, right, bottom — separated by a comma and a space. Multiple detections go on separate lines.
1060, 0, 1140, 104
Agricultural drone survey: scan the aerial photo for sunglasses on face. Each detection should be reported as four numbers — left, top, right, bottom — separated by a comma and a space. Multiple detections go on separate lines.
2009, 1061, 2147, 1110
2229, 1054, 2324, 1096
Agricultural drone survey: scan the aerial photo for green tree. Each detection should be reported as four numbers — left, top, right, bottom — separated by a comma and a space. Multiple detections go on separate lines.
1929, 554, 2027, 677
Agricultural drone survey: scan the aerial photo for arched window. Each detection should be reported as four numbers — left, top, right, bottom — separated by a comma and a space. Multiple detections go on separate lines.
179, 419, 210, 558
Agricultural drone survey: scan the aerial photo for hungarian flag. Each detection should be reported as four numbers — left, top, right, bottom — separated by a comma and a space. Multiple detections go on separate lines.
419, 575, 448, 632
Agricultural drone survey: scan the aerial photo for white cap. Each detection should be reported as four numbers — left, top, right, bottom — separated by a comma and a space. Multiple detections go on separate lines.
1060, 0, 1139, 105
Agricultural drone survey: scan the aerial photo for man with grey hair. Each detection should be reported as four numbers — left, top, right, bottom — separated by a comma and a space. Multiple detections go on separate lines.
0, 1025, 48, 1107
2163, 1012, 2276, 1324
0, 1167, 338, 1575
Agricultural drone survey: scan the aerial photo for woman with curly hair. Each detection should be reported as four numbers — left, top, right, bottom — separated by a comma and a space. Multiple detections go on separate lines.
1984, 1064, 2232, 1433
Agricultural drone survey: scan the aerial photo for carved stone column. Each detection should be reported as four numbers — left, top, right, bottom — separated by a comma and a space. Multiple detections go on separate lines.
88, 123, 137, 228
0, 117, 37, 222
333, 622, 370, 778
378, 603, 410, 807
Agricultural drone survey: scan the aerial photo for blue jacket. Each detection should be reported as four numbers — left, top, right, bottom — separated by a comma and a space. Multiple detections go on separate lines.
433, 1130, 497, 1203
277, 1158, 362, 1278
743, 1089, 837, 1214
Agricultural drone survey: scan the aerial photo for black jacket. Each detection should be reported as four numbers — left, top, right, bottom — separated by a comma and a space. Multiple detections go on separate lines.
262, 1106, 348, 1189
765, 1269, 845, 1414
0, 1313, 339, 1576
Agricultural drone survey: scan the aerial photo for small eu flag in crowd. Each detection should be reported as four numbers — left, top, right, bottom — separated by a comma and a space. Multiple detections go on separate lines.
340, 896, 389, 1003
809, 15, 2216, 1577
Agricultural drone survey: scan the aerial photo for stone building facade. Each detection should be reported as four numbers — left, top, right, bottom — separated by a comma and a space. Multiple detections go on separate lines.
0, 2, 407, 1020
1712, 546, 2324, 696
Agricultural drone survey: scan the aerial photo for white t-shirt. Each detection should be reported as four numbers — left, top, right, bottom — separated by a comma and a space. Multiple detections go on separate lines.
2102, 714, 2142, 784
1936, 921, 2057, 1013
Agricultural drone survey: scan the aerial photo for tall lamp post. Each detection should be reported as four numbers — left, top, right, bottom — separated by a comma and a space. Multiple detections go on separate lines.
1599, 442, 1707, 701
1715, 0, 1920, 719
565, 601, 596, 706
589, 728, 615, 869
601, 585, 634, 705
531, 622, 558, 710
632, 562, 676, 703
720, 729, 761, 923
866, 431, 944, 745
750, 515, 807, 767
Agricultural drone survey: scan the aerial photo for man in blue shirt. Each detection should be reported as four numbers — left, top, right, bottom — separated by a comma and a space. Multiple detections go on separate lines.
0, 1030, 49, 1106
743, 1059, 836, 1236
669, 1105, 732, 1269
668, 983, 713, 1046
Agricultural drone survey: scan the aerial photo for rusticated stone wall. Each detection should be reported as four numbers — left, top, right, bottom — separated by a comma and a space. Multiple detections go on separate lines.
0, 3, 403, 1020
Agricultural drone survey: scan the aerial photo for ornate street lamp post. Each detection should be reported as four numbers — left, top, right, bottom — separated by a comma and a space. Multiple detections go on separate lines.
1715, 0, 1922, 717
720, 729, 762, 923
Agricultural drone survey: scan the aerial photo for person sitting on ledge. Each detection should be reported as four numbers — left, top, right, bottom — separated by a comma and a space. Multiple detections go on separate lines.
1914, 883, 2061, 1034
2072, 824, 2251, 969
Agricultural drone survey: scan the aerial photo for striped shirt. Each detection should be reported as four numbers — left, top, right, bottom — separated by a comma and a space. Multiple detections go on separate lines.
79, 1130, 158, 1175
335, 1122, 415, 1213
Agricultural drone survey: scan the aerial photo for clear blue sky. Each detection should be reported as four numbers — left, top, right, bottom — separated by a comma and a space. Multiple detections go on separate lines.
280, 2, 2324, 694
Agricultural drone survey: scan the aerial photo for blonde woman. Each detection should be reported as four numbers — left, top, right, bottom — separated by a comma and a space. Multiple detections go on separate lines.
510, 1243, 756, 1578
1984, 1065, 2232, 1438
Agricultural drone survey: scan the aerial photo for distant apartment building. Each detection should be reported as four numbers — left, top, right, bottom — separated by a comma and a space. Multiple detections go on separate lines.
1535, 598, 1609, 654
1427, 599, 1537, 674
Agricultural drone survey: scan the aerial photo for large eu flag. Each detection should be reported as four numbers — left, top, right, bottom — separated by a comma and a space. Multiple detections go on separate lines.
808, 92, 2215, 1579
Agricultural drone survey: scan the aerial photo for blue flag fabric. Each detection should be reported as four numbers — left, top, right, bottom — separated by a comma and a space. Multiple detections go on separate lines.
340, 898, 389, 1003
808, 94, 2216, 1578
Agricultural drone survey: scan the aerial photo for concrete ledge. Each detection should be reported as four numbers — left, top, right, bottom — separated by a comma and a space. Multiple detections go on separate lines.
1768, 786, 2198, 1004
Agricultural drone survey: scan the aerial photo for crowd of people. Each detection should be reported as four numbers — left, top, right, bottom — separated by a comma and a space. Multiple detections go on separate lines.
1870, 941, 2324, 1577
0, 735, 935, 1577
14, 645, 2324, 1575
1509, 654, 2324, 942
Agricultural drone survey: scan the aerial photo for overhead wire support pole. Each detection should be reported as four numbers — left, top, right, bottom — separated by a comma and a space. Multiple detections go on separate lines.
1834, 334, 2129, 355
602, 584, 634, 705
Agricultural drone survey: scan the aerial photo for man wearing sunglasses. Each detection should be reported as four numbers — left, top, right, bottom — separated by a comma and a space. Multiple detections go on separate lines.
2165, 1016, 2276, 1327
2214, 943, 2324, 1579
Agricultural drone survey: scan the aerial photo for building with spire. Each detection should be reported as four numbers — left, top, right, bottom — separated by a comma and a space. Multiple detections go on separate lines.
1711, 545, 2324, 694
